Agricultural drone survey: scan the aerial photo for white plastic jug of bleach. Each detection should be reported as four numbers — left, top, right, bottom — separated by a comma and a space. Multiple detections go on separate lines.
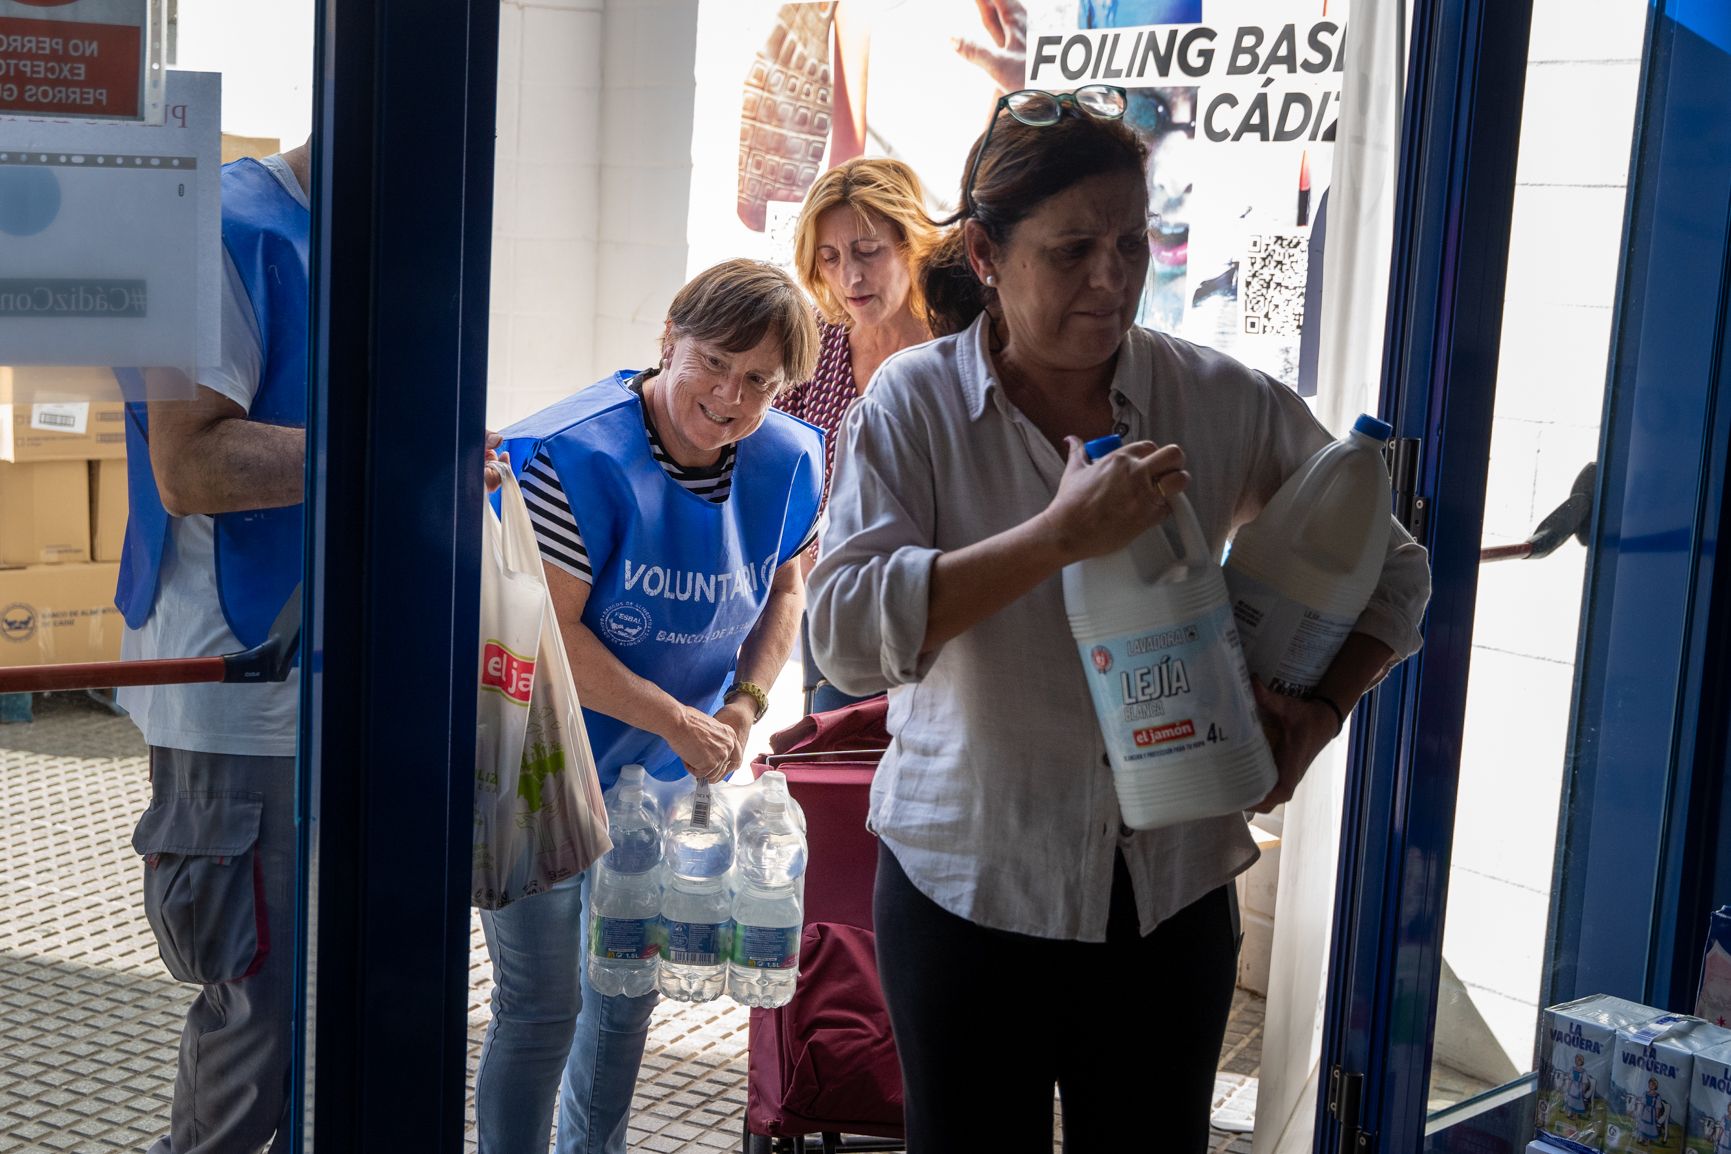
1062, 435, 1276, 830
1225, 414, 1394, 700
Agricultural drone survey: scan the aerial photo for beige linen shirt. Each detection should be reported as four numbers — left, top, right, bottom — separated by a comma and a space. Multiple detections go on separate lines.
808, 314, 1430, 942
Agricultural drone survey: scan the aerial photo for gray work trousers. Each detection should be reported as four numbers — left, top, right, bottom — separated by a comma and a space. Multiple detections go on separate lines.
135, 745, 296, 1154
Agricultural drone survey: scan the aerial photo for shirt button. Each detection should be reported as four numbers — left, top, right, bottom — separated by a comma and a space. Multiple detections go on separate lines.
1113, 421, 1129, 436
1119, 821, 1134, 838
1100, 752, 1111, 767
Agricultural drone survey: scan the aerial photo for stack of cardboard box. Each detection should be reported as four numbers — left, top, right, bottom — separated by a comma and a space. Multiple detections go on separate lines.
0, 368, 130, 671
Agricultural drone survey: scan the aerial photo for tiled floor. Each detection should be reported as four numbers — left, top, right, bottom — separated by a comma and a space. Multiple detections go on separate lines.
0, 694, 1264, 1153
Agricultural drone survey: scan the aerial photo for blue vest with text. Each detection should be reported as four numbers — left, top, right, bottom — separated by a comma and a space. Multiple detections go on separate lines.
116, 158, 309, 649
498, 373, 823, 789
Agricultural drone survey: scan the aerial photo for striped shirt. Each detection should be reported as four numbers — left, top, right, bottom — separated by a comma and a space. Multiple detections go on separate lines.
522, 373, 817, 583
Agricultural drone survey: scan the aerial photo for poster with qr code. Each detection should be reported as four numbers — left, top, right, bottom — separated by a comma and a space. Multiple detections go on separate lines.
0, 68, 219, 386
686, 0, 1337, 390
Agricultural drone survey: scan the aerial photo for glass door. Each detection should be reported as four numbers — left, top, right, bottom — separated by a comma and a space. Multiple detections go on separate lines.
1318, 1, 1731, 1151
0, 0, 500, 1148
1423, 0, 1647, 1117
0, 6, 317, 1153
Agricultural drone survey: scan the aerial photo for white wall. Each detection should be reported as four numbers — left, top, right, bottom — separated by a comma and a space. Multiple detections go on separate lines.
487, 0, 700, 433
173, 0, 315, 147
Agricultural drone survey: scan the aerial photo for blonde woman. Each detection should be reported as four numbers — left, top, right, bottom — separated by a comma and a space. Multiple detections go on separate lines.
778, 157, 936, 709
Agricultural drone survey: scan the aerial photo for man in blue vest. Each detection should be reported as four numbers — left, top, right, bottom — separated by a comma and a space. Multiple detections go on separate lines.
477, 259, 824, 1154
118, 139, 310, 1154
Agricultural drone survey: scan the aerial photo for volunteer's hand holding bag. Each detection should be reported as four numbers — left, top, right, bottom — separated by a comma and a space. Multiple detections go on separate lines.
474, 468, 612, 909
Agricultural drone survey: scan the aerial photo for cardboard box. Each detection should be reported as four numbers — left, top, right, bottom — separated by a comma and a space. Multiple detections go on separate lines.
0, 365, 120, 402
0, 563, 122, 668
1610, 1015, 1727, 1154
90, 460, 128, 563
221, 133, 281, 163
0, 400, 127, 463
0, 461, 91, 565
1538, 995, 1662, 1151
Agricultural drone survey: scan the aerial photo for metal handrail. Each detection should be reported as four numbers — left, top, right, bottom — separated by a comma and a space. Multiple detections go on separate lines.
763, 748, 887, 766
0, 585, 301, 695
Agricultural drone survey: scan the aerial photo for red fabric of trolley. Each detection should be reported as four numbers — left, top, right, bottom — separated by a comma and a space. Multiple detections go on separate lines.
746, 921, 903, 1138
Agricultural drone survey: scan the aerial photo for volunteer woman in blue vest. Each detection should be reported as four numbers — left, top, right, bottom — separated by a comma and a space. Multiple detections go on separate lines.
480, 259, 823, 1154
808, 90, 1430, 1148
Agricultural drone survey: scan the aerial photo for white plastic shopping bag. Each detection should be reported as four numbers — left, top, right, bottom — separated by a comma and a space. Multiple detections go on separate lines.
473, 469, 611, 909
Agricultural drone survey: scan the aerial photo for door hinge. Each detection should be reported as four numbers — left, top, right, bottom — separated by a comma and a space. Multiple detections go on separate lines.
1329, 1065, 1379, 1154
1386, 437, 1428, 541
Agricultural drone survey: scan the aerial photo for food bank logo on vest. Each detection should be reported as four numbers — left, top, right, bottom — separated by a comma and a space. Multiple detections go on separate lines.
623, 554, 779, 604
481, 641, 535, 705
600, 602, 653, 647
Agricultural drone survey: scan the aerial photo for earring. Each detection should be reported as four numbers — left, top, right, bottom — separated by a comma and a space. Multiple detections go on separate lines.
985, 274, 998, 287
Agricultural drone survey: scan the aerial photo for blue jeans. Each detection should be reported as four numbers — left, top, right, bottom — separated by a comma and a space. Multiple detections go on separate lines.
475, 867, 659, 1154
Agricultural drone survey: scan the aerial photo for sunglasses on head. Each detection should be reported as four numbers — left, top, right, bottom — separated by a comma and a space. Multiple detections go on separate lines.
962, 85, 1129, 213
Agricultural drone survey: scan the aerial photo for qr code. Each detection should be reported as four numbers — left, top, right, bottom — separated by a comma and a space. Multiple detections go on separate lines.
1242, 234, 1308, 336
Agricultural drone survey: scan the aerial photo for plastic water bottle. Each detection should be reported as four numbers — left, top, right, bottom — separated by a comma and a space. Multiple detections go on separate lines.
1062, 434, 1275, 830
657, 782, 734, 1002
728, 771, 807, 1008
1225, 414, 1394, 699
587, 765, 662, 998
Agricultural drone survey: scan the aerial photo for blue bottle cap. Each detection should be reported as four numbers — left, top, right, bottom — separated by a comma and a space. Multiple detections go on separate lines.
1083, 434, 1123, 461
1353, 413, 1394, 442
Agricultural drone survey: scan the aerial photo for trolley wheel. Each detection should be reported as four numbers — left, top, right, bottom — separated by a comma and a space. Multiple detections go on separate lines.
741, 1114, 772, 1154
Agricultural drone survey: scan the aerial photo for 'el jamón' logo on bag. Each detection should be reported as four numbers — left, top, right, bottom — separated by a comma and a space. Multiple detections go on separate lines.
480, 640, 535, 705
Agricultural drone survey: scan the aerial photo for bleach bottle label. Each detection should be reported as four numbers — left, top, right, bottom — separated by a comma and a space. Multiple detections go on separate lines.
1229, 569, 1358, 698
1080, 600, 1262, 769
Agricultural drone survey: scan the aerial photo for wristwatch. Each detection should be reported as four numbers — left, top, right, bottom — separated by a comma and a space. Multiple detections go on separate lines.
725, 680, 769, 723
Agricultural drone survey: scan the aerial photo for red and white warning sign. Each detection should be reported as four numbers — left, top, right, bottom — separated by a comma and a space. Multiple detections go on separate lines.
0, 0, 147, 119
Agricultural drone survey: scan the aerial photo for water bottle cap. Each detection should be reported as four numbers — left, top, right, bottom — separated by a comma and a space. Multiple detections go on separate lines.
758, 770, 788, 812
619, 764, 645, 783
1083, 434, 1123, 461
1353, 414, 1394, 442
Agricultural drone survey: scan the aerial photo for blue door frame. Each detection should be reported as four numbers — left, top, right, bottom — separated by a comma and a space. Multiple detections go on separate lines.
288, 0, 499, 1148
1319, 2, 1731, 1152
1314, 0, 1535, 1148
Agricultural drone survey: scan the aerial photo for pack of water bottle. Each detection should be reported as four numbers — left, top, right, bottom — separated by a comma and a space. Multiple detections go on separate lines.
586, 764, 808, 1008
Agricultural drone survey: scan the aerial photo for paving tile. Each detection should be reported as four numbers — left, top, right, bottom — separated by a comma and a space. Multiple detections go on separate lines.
0, 694, 1272, 1154
6, 1120, 54, 1143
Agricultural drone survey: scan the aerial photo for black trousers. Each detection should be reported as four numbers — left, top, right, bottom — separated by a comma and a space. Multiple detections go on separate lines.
873, 843, 1239, 1153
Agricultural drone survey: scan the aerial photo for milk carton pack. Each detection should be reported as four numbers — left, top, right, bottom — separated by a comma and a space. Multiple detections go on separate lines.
1686, 1039, 1731, 1154
1538, 996, 1661, 1152
1609, 1015, 1724, 1154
